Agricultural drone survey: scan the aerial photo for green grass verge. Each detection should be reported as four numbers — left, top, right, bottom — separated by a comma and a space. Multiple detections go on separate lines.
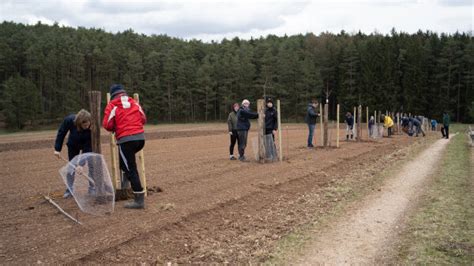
395, 129, 474, 264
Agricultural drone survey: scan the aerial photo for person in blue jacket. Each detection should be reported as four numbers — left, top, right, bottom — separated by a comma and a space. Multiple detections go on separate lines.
401, 117, 411, 135
430, 119, 437, 131
411, 117, 426, 137
304, 100, 320, 148
54, 109, 92, 198
236, 99, 259, 162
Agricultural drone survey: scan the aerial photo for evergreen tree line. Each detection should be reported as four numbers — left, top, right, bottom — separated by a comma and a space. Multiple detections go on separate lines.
0, 21, 472, 129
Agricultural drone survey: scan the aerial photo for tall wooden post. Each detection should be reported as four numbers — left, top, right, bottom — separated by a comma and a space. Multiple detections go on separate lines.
357, 105, 362, 141
374, 110, 378, 137
336, 104, 340, 148
323, 103, 329, 147
277, 99, 283, 162
366, 106, 369, 138
397, 112, 400, 135
107, 93, 119, 190
88, 91, 101, 153
353, 106, 357, 139
257, 99, 266, 162
133, 93, 147, 196
319, 104, 323, 146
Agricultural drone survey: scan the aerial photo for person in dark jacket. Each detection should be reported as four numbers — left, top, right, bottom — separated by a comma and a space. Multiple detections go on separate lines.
236, 99, 259, 162
304, 100, 319, 148
441, 112, 450, 139
54, 109, 92, 198
411, 117, 426, 137
401, 117, 411, 135
345, 112, 354, 141
265, 97, 278, 139
227, 103, 240, 160
103, 84, 147, 209
368, 116, 375, 138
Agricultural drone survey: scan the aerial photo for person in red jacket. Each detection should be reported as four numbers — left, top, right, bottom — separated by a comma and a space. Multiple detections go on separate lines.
103, 84, 147, 209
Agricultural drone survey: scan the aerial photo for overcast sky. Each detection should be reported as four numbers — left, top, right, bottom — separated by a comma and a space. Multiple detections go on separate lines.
1, 0, 472, 41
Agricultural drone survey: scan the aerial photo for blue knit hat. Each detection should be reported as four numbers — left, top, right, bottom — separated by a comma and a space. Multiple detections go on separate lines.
110, 84, 125, 98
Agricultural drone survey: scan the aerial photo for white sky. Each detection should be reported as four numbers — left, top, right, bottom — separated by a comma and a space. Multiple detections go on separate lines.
1, 0, 472, 41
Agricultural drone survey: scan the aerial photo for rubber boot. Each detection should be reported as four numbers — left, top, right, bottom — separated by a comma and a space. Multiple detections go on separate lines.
124, 191, 145, 209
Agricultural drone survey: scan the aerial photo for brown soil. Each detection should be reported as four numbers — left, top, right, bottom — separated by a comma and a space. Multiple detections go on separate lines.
0, 123, 421, 264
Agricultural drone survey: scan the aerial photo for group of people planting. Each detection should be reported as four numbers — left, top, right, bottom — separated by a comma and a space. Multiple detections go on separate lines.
53, 84, 451, 210
302, 100, 451, 147
54, 84, 147, 209
227, 97, 278, 162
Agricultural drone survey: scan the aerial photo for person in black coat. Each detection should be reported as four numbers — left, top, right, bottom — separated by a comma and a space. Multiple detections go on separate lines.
236, 99, 259, 161
54, 109, 92, 198
345, 112, 354, 141
411, 117, 426, 137
265, 97, 278, 139
304, 100, 319, 147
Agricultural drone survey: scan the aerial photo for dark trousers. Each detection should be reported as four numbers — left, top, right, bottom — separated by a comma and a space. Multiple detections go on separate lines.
237, 130, 248, 158
229, 130, 239, 155
441, 126, 449, 138
265, 129, 275, 140
66, 145, 92, 192
388, 127, 392, 137
416, 125, 425, 136
118, 140, 145, 192
307, 124, 315, 146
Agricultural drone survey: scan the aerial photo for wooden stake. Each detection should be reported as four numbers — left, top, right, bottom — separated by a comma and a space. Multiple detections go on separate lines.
107, 93, 119, 190
44, 195, 82, 225
277, 100, 283, 162
374, 110, 377, 138
353, 106, 357, 139
397, 112, 400, 135
88, 91, 101, 154
336, 104, 340, 148
133, 93, 147, 196
286, 126, 289, 160
257, 99, 266, 163
366, 106, 369, 138
323, 103, 329, 147
319, 104, 323, 146
357, 105, 362, 141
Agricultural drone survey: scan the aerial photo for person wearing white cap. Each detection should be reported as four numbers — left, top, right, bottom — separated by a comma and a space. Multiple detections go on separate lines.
236, 99, 259, 162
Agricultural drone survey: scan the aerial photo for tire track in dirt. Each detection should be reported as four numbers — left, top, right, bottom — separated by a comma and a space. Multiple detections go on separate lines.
0, 130, 224, 152
296, 136, 452, 265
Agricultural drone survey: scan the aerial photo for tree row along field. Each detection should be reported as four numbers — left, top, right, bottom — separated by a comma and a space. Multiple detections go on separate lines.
1, 21, 472, 130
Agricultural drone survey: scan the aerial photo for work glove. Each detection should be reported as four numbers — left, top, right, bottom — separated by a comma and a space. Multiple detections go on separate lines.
54, 151, 61, 159
229, 131, 233, 135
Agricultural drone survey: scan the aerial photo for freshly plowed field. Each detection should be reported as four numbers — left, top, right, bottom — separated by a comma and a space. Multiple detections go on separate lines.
0, 123, 417, 264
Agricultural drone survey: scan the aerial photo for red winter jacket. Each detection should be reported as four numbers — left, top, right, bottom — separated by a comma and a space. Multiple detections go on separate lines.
102, 94, 147, 141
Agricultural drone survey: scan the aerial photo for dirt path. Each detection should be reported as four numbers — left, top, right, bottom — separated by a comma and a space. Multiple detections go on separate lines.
297, 136, 452, 265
